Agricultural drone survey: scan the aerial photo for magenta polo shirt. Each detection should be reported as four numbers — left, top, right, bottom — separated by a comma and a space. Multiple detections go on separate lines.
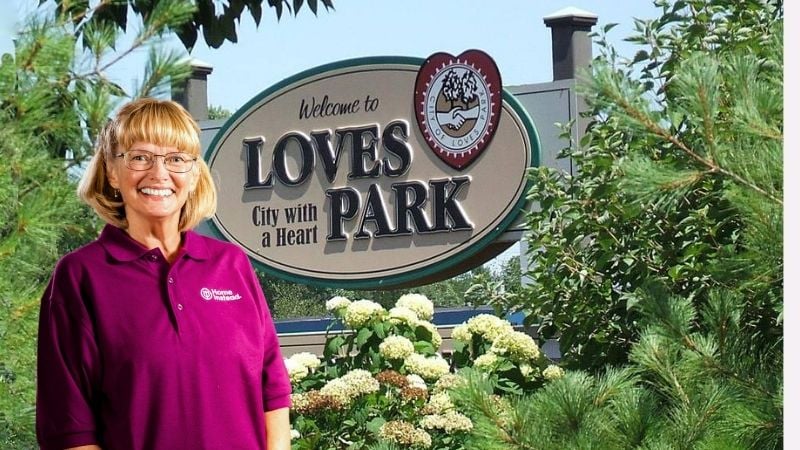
36, 224, 291, 450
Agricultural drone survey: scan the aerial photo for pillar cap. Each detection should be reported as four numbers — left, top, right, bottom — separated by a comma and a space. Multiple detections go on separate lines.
190, 58, 213, 75
543, 7, 598, 27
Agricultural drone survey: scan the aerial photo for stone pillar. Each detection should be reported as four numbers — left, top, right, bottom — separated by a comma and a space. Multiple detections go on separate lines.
543, 7, 598, 81
172, 59, 213, 121
544, 7, 598, 148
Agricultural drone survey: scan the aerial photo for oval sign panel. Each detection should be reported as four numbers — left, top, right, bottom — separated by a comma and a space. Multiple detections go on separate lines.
206, 51, 540, 288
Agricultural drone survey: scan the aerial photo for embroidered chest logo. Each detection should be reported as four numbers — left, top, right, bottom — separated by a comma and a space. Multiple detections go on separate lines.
200, 287, 242, 301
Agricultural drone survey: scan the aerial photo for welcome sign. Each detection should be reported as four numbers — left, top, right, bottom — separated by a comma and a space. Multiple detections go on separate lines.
205, 51, 540, 288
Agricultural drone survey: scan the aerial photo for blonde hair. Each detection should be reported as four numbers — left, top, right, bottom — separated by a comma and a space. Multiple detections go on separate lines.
78, 98, 217, 231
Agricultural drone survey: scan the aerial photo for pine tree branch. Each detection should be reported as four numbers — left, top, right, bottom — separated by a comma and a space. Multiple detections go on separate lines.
76, 1, 188, 79
643, 291, 776, 397
605, 90, 783, 206
669, 368, 690, 406
697, 79, 717, 160
65, 0, 114, 32
680, 334, 774, 397
92, 34, 148, 76
485, 406, 536, 450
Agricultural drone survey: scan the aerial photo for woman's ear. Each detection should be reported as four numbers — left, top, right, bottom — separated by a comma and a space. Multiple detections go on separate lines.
106, 153, 119, 189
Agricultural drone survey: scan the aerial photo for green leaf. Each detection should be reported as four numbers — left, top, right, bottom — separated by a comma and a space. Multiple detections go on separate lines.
373, 321, 386, 339
324, 335, 345, 359
356, 327, 372, 348
366, 417, 386, 434
414, 341, 435, 355
414, 324, 433, 342
94, 1, 129, 31
632, 50, 650, 64
249, 0, 263, 25
269, 0, 285, 20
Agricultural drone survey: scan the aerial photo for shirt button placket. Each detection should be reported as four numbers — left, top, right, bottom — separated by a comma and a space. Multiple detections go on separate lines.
167, 274, 183, 332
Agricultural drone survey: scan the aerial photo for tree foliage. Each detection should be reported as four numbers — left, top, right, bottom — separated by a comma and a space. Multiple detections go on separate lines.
208, 103, 233, 120
0, 2, 200, 446
519, 0, 782, 370
454, 282, 782, 449
453, 0, 783, 448
49, 0, 335, 50
0, 26, 95, 442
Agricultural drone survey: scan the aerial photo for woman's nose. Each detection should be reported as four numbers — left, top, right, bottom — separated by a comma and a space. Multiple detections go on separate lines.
147, 156, 171, 176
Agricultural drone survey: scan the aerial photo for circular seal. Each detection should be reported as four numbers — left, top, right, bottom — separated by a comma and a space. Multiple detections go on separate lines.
414, 50, 502, 171
200, 287, 213, 300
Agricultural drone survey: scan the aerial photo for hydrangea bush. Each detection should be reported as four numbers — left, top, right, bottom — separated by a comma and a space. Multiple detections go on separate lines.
285, 294, 562, 449
450, 314, 560, 395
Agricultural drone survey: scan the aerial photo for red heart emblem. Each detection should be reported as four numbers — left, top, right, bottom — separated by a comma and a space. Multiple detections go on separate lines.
414, 50, 502, 171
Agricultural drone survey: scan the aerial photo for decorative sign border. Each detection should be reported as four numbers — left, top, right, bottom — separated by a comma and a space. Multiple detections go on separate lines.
203, 56, 541, 289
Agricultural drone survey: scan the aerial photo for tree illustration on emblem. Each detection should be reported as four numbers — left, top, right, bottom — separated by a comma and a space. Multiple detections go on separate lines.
441, 69, 462, 109
460, 71, 479, 106
436, 67, 483, 132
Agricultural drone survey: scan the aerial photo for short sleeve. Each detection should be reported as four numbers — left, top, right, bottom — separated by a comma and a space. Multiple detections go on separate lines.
36, 257, 101, 450
241, 254, 292, 411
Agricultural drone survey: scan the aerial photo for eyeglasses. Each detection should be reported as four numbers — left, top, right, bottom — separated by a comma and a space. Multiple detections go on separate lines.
115, 149, 197, 173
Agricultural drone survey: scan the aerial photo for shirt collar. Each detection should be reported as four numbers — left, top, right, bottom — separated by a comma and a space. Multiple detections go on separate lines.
181, 228, 210, 261
99, 224, 209, 262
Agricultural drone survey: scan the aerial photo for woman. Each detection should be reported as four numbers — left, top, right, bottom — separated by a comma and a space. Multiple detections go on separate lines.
36, 98, 292, 450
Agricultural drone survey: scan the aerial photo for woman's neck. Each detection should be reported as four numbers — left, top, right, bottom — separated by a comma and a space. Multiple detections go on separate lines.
125, 219, 183, 263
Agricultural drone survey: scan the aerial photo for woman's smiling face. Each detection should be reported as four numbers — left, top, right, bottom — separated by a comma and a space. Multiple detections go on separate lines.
108, 141, 198, 229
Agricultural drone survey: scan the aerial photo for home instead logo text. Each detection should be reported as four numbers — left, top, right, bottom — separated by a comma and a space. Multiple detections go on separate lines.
200, 287, 242, 301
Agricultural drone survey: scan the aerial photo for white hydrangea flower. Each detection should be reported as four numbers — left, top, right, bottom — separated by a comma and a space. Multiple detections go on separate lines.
320, 368, 379, 405
466, 314, 514, 342
379, 420, 432, 448
379, 335, 415, 360
451, 324, 472, 342
284, 358, 309, 383
342, 368, 380, 392
343, 299, 385, 329
420, 412, 473, 433
319, 378, 351, 405
543, 364, 565, 381
415, 320, 443, 349
325, 296, 351, 312
490, 330, 541, 362
290, 429, 301, 440
433, 373, 463, 393
416, 430, 433, 448
396, 293, 434, 321
289, 352, 321, 370
406, 374, 428, 390
405, 353, 450, 381
422, 392, 454, 414
519, 363, 536, 378
388, 306, 419, 324
473, 353, 499, 370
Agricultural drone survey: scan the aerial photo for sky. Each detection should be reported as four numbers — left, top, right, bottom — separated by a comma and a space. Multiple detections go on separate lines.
0, 1, 662, 112
170, 1, 662, 112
